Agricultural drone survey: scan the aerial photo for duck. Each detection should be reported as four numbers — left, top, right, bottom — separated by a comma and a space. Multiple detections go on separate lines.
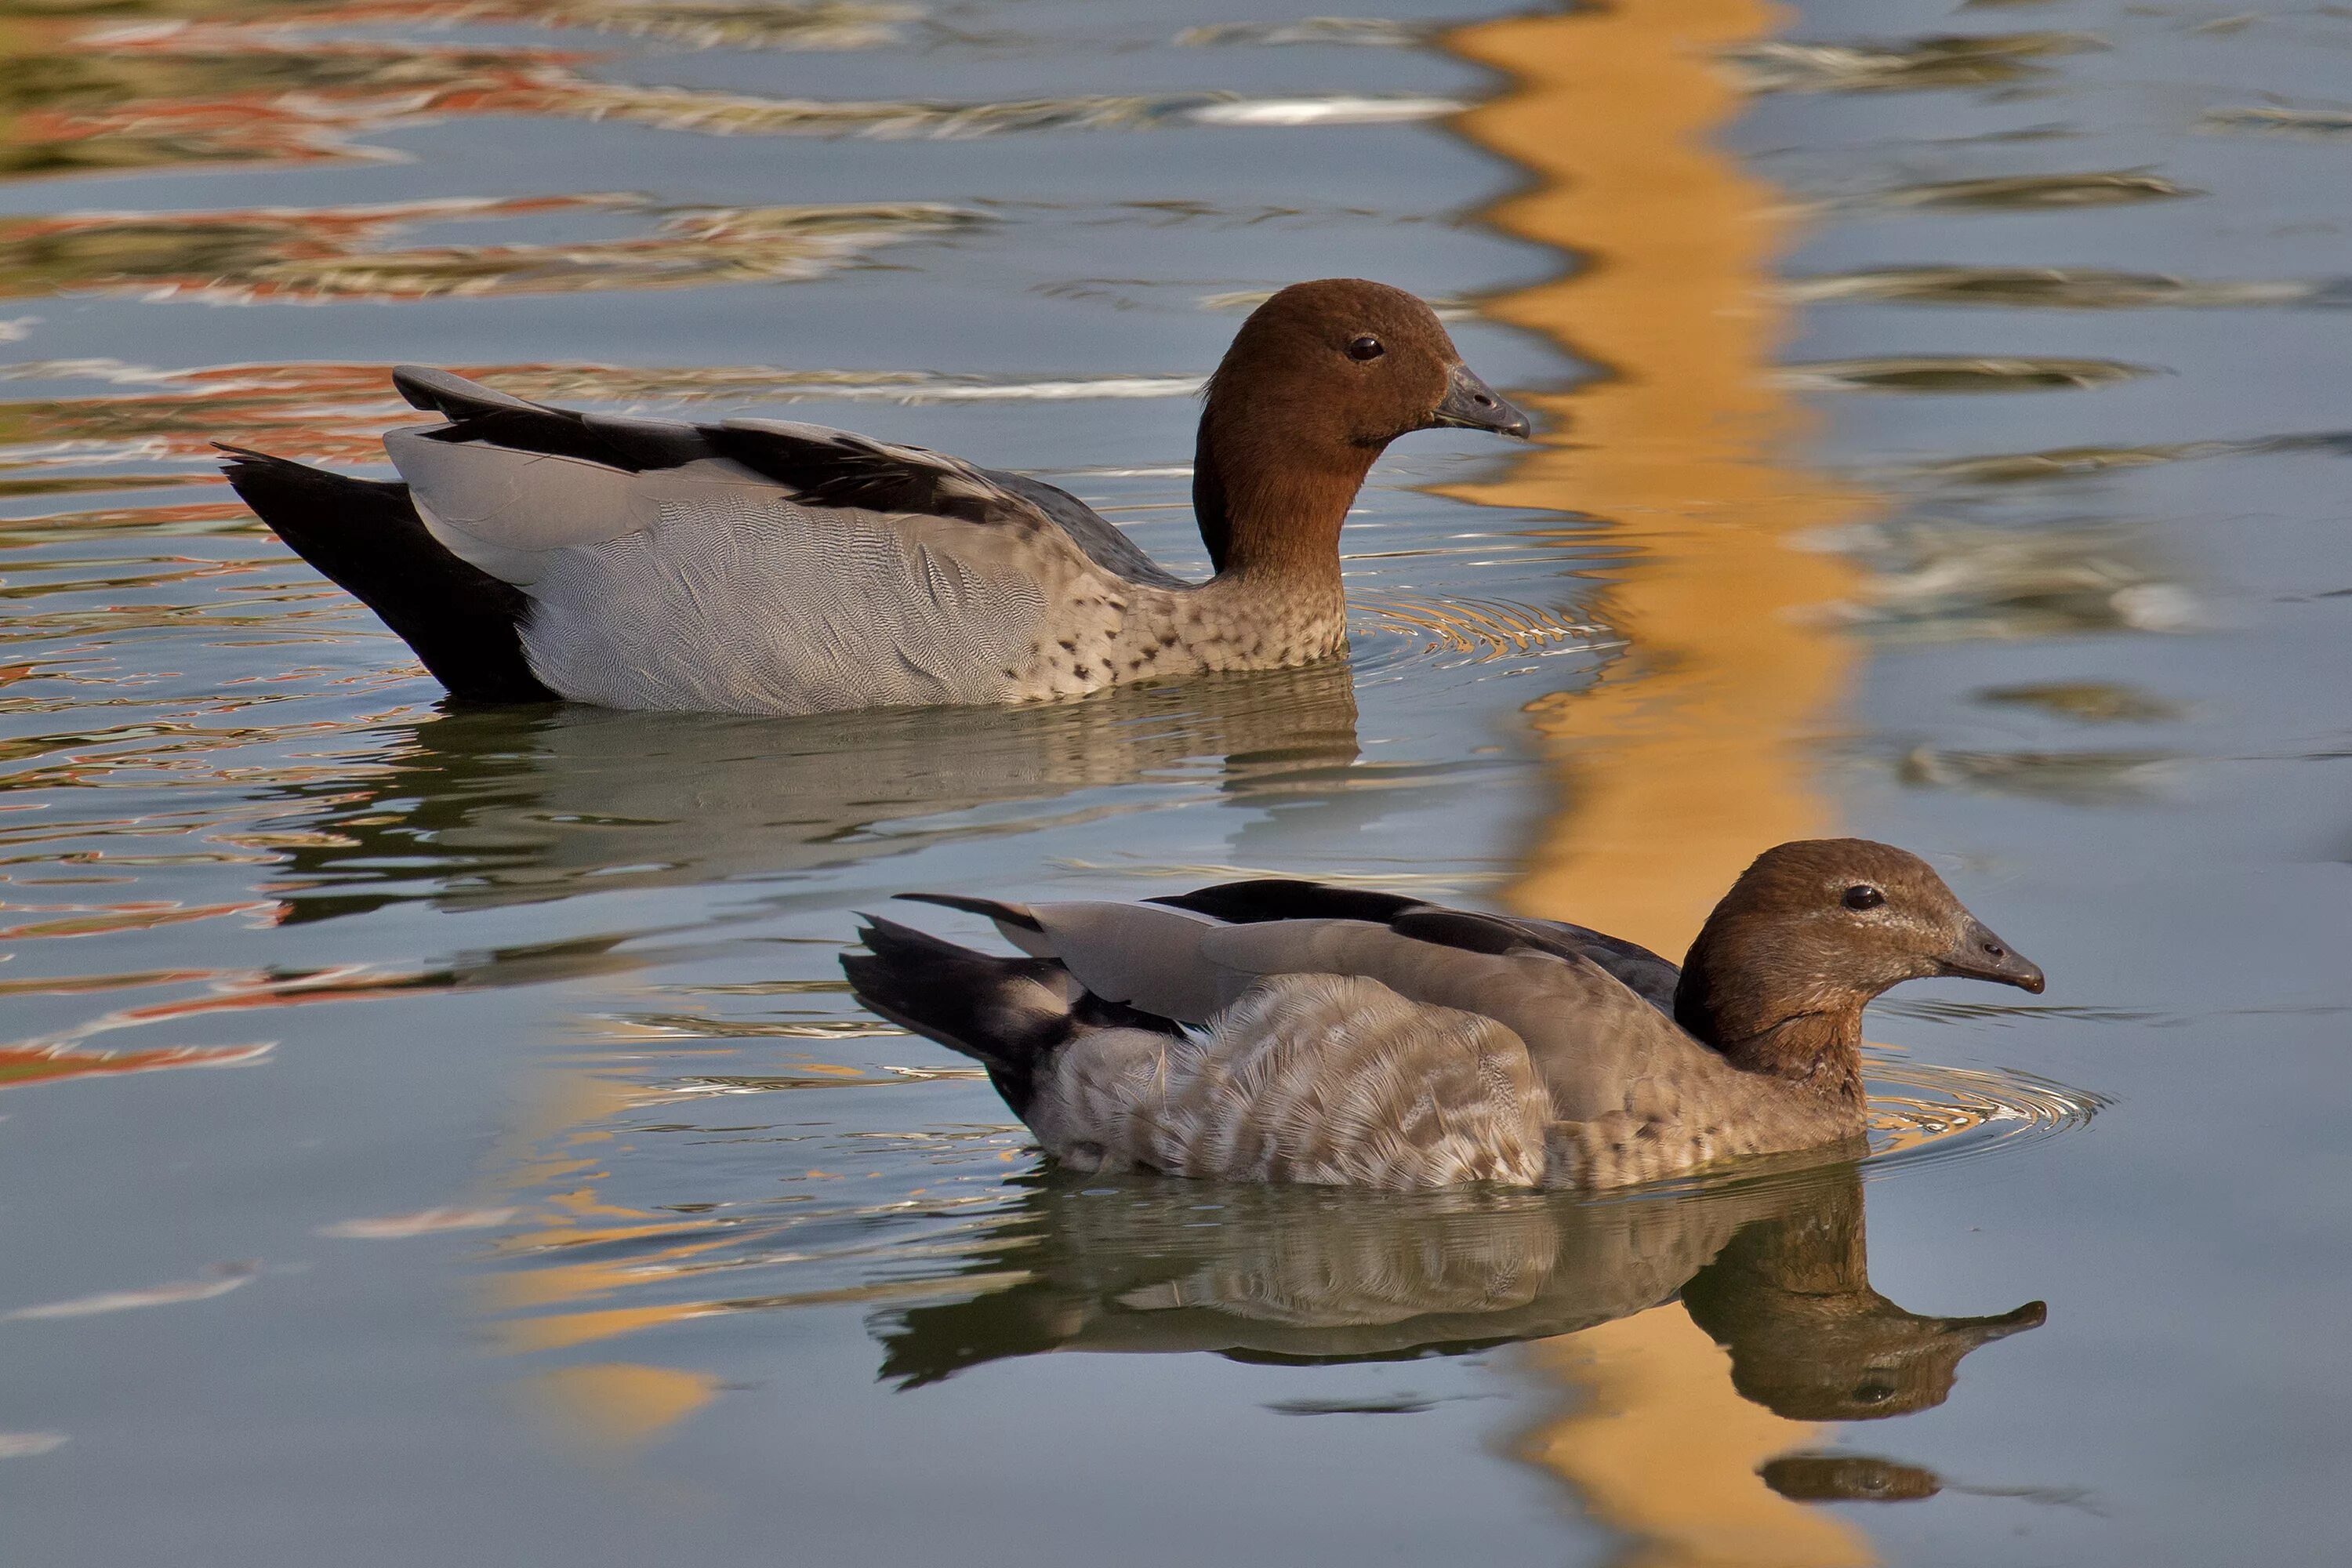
840, 838, 2046, 1191
216, 279, 1530, 714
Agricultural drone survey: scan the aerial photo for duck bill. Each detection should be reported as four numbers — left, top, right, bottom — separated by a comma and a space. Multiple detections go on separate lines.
1428, 363, 1533, 438
1942, 1299, 2048, 1345
1939, 916, 2046, 993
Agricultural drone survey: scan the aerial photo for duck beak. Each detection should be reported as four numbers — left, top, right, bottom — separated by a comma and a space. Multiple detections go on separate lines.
1429, 363, 1533, 439
1940, 916, 2045, 993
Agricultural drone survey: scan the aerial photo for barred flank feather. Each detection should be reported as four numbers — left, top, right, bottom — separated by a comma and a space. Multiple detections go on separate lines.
1033, 975, 1552, 1191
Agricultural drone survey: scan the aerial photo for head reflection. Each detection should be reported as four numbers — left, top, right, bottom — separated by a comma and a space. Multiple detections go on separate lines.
1679, 1174, 2045, 1421
873, 1161, 2041, 1429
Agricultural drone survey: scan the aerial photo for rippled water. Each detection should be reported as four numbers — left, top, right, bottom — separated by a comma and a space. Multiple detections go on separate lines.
4, 1, 2349, 1563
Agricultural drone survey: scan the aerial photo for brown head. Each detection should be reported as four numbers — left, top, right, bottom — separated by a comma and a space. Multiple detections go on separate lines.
1192, 279, 1530, 578
1674, 839, 2045, 1087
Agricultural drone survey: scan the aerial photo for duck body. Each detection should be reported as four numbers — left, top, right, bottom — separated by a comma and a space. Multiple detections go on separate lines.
219, 280, 1528, 714
844, 840, 2046, 1192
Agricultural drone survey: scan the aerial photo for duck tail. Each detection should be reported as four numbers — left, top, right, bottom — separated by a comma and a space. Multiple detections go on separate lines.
216, 445, 556, 704
843, 915, 1174, 1117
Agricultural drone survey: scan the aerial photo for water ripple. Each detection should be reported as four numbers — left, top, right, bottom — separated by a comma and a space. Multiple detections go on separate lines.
1864, 1050, 2107, 1174
1788, 267, 2337, 310
1724, 32, 2103, 94
1874, 169, 2200, 209
1781, 355, 2161, 393
0, 197, 982, 306
1352, 593, 1610, 677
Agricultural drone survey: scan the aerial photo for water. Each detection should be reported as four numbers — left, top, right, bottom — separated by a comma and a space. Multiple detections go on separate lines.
2, 0, 2347, 1562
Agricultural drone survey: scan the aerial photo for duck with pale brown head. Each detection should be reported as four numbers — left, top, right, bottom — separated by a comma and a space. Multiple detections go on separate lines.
842, 837, 2048, 1190
217, 278, 1528, 714
1675, 839, 2045, 1102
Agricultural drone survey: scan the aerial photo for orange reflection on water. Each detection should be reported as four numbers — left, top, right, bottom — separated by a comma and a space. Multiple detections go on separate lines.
0, 1040, 269, 1088
1449, 0, 1867, 956
1444, 0, 1875, 1563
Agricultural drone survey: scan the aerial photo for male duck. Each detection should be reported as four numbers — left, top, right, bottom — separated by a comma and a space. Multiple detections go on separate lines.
843, 840, 2046, 1190
220, 279, 1530, 713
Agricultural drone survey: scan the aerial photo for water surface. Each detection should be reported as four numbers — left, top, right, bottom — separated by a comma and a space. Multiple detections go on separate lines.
3, 1, 2348, 1563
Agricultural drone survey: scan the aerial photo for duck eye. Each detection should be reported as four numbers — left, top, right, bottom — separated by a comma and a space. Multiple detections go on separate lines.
1842, 884, 1885, 911
1346, 335, 1385, 362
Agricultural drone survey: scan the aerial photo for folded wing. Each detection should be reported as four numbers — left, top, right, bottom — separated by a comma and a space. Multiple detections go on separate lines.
986, 890, 1718, 1123
376, 368, 1146, 712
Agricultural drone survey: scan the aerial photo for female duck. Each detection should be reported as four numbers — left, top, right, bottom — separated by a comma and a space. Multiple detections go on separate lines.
220, 279, 1529, 713
843, 839, 2047, 1190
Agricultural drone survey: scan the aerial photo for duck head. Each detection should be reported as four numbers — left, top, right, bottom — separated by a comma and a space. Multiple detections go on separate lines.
1674, 838, 2044, 1087
1192, 278, 1530, 577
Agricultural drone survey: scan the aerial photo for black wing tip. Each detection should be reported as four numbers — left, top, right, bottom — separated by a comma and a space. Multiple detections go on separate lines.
894, 891, 1043, 931
1146, 877, 1320, 909
1149, 878, 1423, 927
390, 364, 524, 416
1388, 906, 1533, 957
390, 364, 452, 413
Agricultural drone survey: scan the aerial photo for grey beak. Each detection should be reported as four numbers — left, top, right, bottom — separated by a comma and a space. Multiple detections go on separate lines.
1940, 916, 2045, 994
1429, 363, 1533, 439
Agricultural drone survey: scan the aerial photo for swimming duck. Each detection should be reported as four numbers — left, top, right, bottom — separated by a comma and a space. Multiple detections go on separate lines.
218, 279, 1530, 713
842, 839, 2045, 1190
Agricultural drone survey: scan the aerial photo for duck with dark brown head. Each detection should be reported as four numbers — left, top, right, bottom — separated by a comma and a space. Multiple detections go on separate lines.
842, 837, 2046, 1190
217, 279, 1527, 714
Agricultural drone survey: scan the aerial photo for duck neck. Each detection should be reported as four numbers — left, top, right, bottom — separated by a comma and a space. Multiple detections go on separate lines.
1719, 1011, 1867, 1099
1707, 1174, 1871, 1299
1192, 405, 1371, 592
1674, 948, 1870, 1105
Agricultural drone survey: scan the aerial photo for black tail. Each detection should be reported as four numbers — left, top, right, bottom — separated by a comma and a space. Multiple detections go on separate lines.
842, 915, 1175, 1117
219, 446, 556, 703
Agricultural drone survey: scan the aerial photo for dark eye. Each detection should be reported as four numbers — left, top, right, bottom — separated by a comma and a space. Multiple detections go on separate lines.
1842, 884, 1884, 911
1346, 335, 1385, 361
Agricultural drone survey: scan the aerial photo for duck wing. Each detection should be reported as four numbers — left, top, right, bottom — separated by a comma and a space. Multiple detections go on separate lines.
850, 905, 1549, 1189
945, 893, 1715, 1124
1149, 877, 1682, 1014
379, 367, 1153, 713
1186, 917, 1708, 1123
977, 467, 1189, 589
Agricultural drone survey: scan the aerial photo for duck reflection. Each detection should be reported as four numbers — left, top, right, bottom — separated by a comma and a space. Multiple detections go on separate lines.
259, 661, 1446, 920
870, 1161, 2042, 1424
1760, 1451, 2095, 1511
